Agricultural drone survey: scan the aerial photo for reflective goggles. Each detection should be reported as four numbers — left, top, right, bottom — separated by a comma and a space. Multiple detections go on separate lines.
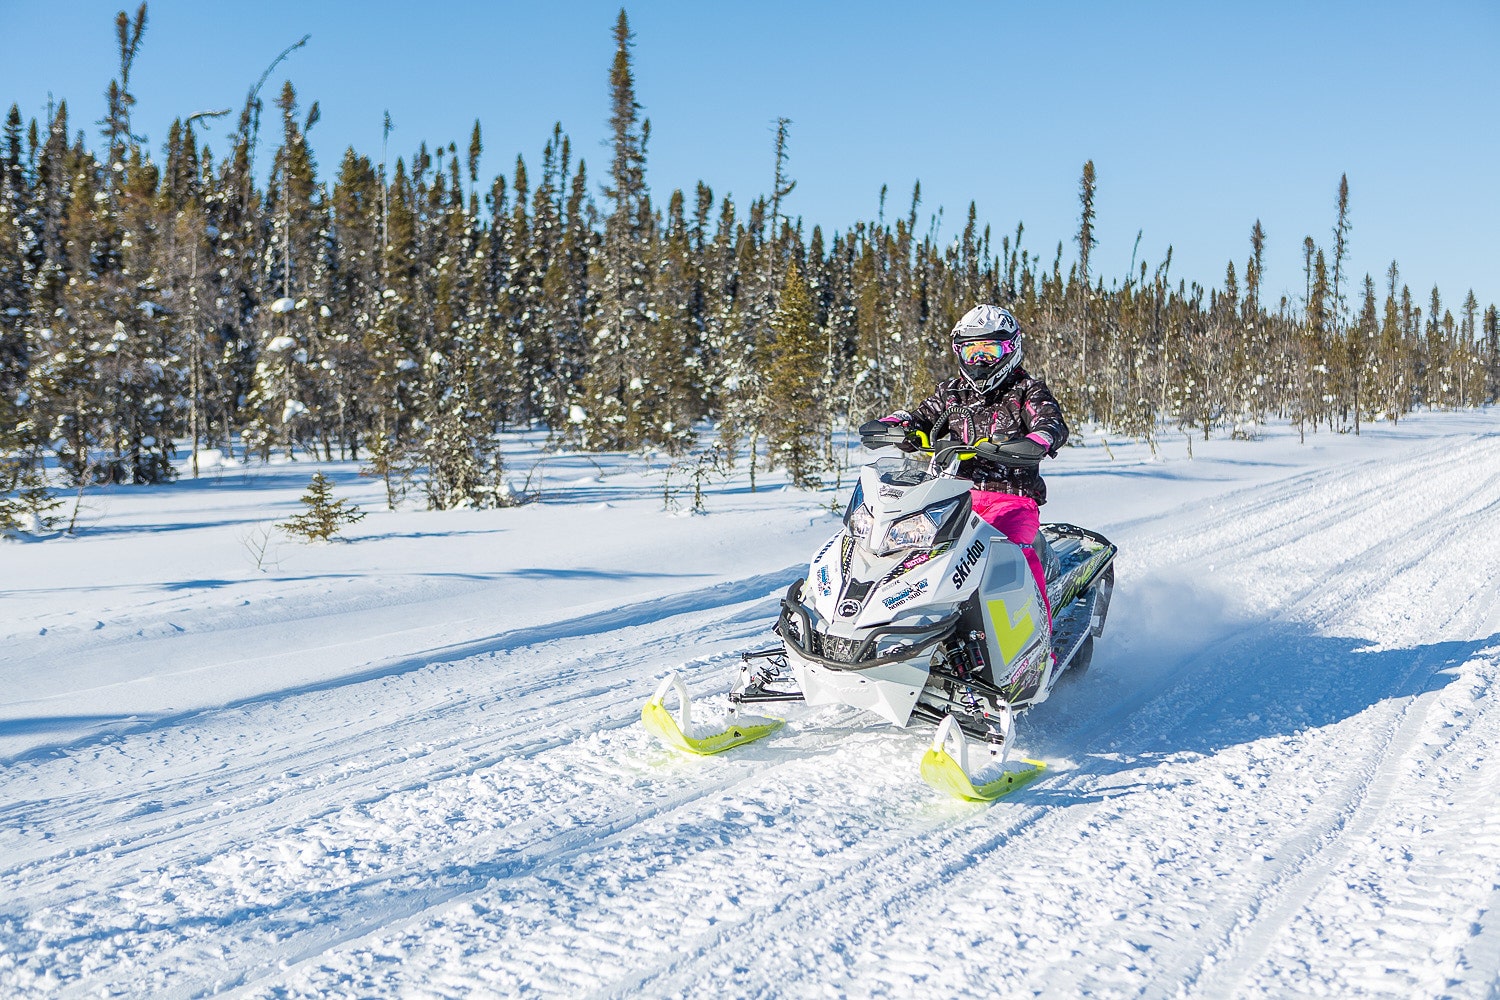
953, 338, 1018, 364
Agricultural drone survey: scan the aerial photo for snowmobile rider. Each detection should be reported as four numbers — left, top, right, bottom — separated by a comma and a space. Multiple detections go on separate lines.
859, 303, 1067, 621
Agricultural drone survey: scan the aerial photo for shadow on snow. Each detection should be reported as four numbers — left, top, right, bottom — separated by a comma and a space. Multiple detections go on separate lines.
1029, 618, 1495, 806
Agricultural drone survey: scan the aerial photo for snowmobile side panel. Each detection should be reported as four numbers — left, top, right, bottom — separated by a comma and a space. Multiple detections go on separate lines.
966, 542, 1050, 705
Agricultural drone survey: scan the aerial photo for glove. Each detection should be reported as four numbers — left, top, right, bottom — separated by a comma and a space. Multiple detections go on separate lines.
993, 437, 1047, 463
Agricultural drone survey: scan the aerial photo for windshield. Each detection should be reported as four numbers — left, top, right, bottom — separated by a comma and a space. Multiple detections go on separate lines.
873, 456, 937, 487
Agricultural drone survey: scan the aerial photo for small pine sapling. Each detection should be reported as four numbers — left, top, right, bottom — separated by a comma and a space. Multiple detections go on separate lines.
280, 471, 366, 542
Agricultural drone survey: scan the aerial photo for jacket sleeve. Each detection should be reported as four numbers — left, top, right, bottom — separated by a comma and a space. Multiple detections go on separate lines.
1020, 379, 1068, 455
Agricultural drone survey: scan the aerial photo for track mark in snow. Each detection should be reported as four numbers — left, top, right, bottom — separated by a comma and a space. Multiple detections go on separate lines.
1239, 649, 1500, 997
1183, 664, 1447, 997
0, 584, 801, 999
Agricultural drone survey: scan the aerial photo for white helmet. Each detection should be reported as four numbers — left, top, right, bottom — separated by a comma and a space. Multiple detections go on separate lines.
950, 304, 1023, 392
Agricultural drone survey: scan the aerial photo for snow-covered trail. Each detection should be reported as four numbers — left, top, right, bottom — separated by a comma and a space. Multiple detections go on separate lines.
2, 418, 1498, 998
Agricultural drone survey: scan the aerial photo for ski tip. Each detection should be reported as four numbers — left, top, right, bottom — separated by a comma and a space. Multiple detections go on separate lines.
919, 748, 1046, 802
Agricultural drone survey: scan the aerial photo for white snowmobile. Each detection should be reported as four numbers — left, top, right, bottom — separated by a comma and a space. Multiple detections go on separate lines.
643, 415, 1115, 801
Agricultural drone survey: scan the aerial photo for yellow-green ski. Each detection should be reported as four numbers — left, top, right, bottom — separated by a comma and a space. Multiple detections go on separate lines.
642, 673, 782, 756
919, 713, 1045, 802
919, 746, 1045, 801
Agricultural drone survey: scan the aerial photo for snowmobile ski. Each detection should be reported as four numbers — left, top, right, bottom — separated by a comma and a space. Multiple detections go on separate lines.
641, 673, 782, 755
918, 714, 1045, 802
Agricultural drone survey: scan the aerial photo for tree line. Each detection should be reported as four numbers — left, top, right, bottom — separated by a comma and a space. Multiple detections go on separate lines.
3, 6, 1497, 530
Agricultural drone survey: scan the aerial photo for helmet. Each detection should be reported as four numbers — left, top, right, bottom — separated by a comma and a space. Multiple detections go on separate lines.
950, 304, 1023, 392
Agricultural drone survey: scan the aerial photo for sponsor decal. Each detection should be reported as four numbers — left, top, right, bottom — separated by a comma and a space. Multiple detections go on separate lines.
878, 484, 907, 499
999, 647, 1048, 702
878, 542, 953, 586
895, 554, 927, 577
839, 536, 854, 574
950, 539, 986, 589
881, 578, 930, 610
817, 565, 833, 597
837, 599, 862, 618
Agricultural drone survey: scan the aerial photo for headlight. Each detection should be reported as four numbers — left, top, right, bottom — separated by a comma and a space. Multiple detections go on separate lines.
848, 504, 874, 539
873, 497, 963, 555
884, 510, 939, 550
843, 482, 865, 525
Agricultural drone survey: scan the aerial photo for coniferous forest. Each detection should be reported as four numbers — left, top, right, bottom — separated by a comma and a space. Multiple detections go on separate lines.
2, 6, 1497, 530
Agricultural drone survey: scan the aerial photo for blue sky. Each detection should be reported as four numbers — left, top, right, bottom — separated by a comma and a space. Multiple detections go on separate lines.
3, 0, 1496, 316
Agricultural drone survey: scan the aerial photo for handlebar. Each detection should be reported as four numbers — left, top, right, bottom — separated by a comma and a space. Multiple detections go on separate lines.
858, 409, 1042, 469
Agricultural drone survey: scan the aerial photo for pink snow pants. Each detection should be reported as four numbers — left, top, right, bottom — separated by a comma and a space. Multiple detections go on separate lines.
969, 490, 1051, 622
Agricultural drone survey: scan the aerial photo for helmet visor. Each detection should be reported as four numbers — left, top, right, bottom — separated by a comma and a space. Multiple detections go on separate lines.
953, 338, 1018, 364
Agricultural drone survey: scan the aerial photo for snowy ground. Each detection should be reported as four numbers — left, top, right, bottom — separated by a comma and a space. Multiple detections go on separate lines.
2, 412, 1498, 999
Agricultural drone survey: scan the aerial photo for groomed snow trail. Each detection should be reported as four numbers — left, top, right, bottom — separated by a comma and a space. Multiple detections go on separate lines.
2, 419, 1498, 998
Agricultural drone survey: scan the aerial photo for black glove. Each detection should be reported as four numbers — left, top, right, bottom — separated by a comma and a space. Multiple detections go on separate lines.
992, 437, 1047, 463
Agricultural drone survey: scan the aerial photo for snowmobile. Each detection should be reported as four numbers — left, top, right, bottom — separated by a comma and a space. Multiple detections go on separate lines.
642, 415, 1116, 801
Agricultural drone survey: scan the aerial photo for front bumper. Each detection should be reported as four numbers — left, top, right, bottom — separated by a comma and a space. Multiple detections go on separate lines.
777, 581, 958, 727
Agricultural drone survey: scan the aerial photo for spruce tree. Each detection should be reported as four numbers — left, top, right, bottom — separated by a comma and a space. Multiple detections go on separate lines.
327, 147, 383, 457
0, 106, 43, 528
1483, 304, 1499, 404
1330, 174, 1351, 326
1426, 286, 1445, 406
1378, 269, 1406, 422
1245, 220, 1265, 319
1348, 274, 1378, 433
580, 9, 654, 451
1459, 290, 1480, 407
1298, 249, 1331, 439
418, 147, 504, 509
46, 125, 112, 483
1075, 160, 1097, 310
0, 437, 60, 535
765, 257, 823, 487
0, 105, 29, 443
362, 156, 423, 504
646, 189, 705, 453
247, 82, 327, 460
279, 471, 365, 541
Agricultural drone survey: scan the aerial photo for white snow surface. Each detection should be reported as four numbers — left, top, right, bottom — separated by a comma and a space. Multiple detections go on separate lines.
3, 413, 1500, 998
